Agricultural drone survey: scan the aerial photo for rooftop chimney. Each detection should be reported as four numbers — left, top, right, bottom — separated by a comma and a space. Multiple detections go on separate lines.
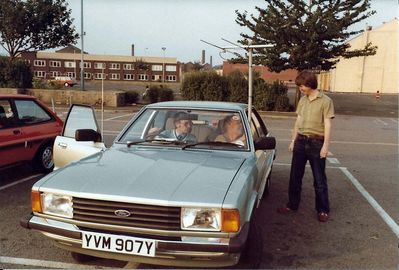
201, 50, 205, 65
131, 44, 135, 56
210, 55, 213, 67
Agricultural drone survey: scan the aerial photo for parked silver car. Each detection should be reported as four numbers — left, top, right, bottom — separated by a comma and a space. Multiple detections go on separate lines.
21, 101, 276, 268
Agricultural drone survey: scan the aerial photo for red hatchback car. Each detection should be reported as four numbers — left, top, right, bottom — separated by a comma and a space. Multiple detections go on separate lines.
0, 94, 63, 172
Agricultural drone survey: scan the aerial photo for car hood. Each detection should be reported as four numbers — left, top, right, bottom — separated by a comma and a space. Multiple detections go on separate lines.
39, 147, 246, 207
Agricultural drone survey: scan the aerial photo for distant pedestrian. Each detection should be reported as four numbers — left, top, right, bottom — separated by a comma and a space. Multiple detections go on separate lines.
277, 71, 335, 222
142, 85, 149, 98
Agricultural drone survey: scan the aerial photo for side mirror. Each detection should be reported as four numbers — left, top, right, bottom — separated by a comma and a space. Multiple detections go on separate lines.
254, 136, 276, 151
75, 129, 102, 142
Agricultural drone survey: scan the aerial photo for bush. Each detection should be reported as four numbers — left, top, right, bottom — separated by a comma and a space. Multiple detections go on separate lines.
181, 71, 228, 101
32, 78, 47, 89
0, 56, 33, 88
159, 88, 174, 102
227, 70, 247, 103
125, 91, 139, 104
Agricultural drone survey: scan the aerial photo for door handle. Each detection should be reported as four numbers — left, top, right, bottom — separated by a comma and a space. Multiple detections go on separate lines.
58, 142, 68, 148
13, 129, 21, 135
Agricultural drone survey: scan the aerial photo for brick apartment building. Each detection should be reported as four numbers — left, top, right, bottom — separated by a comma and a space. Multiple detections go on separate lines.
20, 45, 181, 83
223, 61, 297, 83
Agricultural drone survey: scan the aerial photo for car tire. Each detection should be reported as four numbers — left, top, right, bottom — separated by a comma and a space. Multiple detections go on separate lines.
71, 252, 96, 263
34, 143, 54, 173
235, 215, 263, 269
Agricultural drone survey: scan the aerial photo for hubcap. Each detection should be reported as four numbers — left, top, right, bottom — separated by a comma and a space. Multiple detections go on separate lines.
42, 147, 54, 169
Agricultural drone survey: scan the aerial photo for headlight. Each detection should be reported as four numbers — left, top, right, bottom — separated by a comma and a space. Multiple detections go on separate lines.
41, 193, 73, 218
181, 208, 221, 231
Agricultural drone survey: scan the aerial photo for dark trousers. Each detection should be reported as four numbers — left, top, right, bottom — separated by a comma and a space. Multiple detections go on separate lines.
288, 136, 330, 213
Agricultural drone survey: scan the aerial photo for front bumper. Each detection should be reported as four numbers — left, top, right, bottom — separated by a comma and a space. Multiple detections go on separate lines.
21, 214, 249, 267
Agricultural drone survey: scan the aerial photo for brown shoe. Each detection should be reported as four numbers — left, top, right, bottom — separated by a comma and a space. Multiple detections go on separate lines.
277, 206, 293, 214
318, 212, 329, 222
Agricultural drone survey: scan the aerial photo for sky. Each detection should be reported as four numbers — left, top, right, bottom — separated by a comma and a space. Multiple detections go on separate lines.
2, 0, 398, 65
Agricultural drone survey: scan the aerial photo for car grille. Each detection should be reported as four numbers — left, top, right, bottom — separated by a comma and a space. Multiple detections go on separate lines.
72, 197, 181, 231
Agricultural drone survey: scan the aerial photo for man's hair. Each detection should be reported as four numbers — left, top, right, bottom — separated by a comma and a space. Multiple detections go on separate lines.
295, 71, 318, 89
173, 112, 191, 123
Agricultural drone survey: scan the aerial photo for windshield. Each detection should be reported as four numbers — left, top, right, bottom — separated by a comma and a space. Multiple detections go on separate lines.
119, 108, 249, 151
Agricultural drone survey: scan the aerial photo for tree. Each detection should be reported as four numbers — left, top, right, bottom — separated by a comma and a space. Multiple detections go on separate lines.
0, 0, 79, 60
235, 0, 377, 71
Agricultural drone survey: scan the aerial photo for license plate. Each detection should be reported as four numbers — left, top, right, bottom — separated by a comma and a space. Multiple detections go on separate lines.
82, 231, 156, 257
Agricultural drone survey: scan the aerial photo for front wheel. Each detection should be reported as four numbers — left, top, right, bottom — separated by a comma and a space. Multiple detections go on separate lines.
235, 216, 263, 269
34, 143, 54, 173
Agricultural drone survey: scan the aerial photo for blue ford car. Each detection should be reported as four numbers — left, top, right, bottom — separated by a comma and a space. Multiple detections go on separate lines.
21, 101, 276, 268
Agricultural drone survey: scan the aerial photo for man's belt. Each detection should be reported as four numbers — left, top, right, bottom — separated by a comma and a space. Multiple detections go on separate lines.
297, 134, 324, 141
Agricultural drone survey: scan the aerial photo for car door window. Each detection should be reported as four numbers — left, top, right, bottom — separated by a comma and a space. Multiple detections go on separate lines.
0, 99, 16, 129
251, 112, 265, 138
14, 100, 51, 125
63, 105, 99, 138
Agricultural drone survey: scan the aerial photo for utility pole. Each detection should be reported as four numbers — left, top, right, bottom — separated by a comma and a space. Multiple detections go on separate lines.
162, 47, 166, 83
201, 39, 272, 122
80, 0, 85, 91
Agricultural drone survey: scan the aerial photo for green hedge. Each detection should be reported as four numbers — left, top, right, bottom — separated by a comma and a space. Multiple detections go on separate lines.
181, 70, 291, 111
143, 86, 174, 103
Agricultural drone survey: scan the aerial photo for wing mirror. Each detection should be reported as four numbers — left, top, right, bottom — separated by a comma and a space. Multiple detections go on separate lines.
254, 136, 276, 151
75, 129, 102, 142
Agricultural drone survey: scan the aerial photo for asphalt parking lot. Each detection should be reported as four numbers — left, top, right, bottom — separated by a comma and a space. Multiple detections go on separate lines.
0, 109, 398, 269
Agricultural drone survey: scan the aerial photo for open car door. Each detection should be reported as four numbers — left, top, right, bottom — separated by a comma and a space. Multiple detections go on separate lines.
53, 105, 105, 170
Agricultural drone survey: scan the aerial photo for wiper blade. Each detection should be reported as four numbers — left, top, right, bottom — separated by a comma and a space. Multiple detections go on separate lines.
182, 141, 242, 150
127, 139, 185, 147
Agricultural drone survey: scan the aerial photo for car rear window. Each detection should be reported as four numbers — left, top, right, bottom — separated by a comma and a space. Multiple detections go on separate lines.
14, 100, 52, 125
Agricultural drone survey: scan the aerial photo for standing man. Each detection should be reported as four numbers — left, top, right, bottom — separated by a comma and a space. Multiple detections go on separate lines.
278, 71, 335, 222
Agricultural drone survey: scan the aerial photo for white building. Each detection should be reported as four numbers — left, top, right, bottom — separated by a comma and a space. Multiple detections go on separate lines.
328, 18, 398, 94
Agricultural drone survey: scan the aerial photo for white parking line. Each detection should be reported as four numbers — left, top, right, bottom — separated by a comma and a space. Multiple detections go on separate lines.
327, 157, 340, 164
0, 256, 110, 269
375, 119, 388, 126
0, 174, 42, 191
104, 114, 132, 121
390, 118, 398, 124
339, 167, 399, 239
278, 139, 398, 146
274, 162, 340, 169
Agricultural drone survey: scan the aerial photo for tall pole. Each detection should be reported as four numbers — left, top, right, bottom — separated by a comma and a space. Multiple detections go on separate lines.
80, 0, 85, 91
162, 47, 166, 83
248, 45, 253, 123
101, 66, 104, 138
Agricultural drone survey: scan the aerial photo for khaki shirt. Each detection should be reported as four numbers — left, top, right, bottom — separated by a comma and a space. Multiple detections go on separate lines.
296, 91, 335, 136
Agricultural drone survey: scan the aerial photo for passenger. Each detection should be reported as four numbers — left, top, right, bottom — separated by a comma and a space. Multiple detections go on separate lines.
215, 115, 246, 146
156, 112, 197, 143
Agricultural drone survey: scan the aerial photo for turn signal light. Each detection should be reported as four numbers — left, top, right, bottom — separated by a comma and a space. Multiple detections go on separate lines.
31, 190, 42, 213
221, 209, 240, 233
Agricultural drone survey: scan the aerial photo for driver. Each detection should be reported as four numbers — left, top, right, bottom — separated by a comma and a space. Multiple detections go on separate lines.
156, 112, 197, 143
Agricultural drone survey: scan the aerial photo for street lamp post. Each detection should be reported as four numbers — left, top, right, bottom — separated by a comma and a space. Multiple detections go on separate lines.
162, 47, 166, 83
80, 0, 85, 91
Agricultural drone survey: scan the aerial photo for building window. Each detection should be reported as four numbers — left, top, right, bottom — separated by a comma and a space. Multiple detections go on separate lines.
94, 73, 105, 80
166, 75, 177, 82
123, 74, 134, 80
65, 61, 76, 68
80, 62, 91, 68
94, 62, 106, 69
34, 71, 46, 78
165, 65, 177, 72
123, 64, 134, 70
34, 60, 46, 67
110, 63, 120, 70
49, 61, 61, 67
151, 75, 162, 81
84, 73, 91, 79
138, 74, 148, 81
151, 65, 163, 71
110, 73, 120, 80
67, 72, 76, 78
49, 71, 60, 78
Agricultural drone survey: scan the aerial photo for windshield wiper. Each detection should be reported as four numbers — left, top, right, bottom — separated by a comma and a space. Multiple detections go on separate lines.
182, 141, 242, 150
127, 139, 185, 147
